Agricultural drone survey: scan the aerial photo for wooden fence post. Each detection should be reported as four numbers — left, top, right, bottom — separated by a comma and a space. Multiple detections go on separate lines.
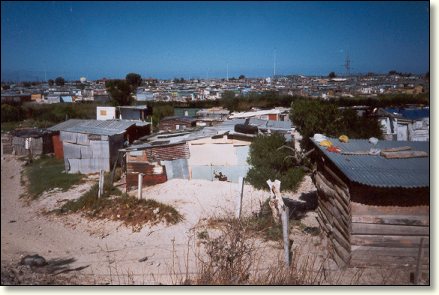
281, 206, 290, 267
98, 169, 104, 198
235, 177, 244, 219
138, 173, 144, 199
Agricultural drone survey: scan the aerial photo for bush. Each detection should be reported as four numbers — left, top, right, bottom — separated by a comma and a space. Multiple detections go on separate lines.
246, 133, 305, 192
1, 104, 22, 122
290, 98, 382, 150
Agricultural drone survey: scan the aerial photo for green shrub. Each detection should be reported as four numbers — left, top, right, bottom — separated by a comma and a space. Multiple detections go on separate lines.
290, 98, 382, 150
1, 104, 22, 122
246, 133, 305, 192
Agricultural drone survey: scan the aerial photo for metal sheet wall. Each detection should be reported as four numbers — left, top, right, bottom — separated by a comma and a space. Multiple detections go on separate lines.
162, 159, 189, 180
90, 140, 110, 159
76, 133, 90, 145
12, 137, 43, 156
68, 158, 110, 174
60, 131, 77, 143
63, 142, 82, 159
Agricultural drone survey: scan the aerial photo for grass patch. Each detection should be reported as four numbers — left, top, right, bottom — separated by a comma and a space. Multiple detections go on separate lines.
57, 176, 183, 231
23, 155, 84, 199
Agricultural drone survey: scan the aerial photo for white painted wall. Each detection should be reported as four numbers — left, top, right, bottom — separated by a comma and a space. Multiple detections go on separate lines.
96, 106, 116, 120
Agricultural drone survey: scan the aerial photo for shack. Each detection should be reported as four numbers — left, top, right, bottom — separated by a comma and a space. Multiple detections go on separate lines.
47, 119, 150, 174
376, 107, 429, 141
10, 128, 54, 156
311, 138, 429, 273
123, 141, 190, 191
118, 105, 151, 121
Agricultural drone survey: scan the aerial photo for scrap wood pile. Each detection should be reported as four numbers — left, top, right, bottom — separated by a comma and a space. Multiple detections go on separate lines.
313, 134, 428, 159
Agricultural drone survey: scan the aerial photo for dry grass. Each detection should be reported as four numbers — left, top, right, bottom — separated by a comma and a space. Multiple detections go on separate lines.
54, 174, 183, 232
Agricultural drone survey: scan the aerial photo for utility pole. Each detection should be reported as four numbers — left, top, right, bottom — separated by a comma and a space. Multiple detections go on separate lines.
273, 48, 277, 78
227, 64, 229, 81
344, 51, 351, 76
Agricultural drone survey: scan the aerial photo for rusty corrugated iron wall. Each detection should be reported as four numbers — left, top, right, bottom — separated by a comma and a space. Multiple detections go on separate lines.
52, 134, 64, 160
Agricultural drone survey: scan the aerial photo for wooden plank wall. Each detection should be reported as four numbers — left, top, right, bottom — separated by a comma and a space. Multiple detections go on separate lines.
315, 165, 352, 267
350, 202, 429, 270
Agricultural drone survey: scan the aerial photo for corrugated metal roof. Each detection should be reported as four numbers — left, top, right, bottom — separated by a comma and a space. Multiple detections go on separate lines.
47, 119, 87, 132
48, 119, 135, 136
312, 137, 429, 189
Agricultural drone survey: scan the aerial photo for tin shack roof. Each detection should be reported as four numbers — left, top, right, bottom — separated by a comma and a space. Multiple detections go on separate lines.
48, 119, 136, 136
11, 128, 54, 138
312, 137, 429, 189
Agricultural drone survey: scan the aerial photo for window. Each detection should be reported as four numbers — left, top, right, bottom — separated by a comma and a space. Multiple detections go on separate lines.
100, 110, 107, 116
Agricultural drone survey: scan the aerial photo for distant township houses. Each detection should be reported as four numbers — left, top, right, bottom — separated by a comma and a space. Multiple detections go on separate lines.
1, 73, 429, 104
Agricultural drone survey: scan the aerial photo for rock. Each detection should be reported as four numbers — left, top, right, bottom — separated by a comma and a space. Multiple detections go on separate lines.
20, 255, 47, 267
138, 256, 148, 262
153, 208, 160, 214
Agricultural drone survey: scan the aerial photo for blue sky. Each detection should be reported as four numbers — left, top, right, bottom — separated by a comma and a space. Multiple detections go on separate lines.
1, 1, 429, 81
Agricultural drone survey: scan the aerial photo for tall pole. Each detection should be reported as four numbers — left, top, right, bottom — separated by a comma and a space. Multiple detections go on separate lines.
227, 64, 229, 81
273, 48, 277, 78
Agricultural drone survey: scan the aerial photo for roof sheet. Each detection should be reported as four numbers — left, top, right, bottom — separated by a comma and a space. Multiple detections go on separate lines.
47, 119, 87, 132
48, 119, 135, 136
312, 137, 429, 189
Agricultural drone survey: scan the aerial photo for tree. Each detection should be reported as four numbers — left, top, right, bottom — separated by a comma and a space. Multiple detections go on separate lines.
221, 91, 237, 111
290, 98, 382, 150
152, 104, 174, 127
106, 80, 133, 106
246, 133, 305, 191
239, 75, 246, 80
125, 73, 142, 88
55, 77, 65, 86
328, 72, 336, 79
48, 79, 54, 86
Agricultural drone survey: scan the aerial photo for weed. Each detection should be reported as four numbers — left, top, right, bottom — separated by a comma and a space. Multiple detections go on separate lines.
243, 198, 283, 241
196, 219, 255, 285
56, 175, 183, 231
197, 230, 209, 240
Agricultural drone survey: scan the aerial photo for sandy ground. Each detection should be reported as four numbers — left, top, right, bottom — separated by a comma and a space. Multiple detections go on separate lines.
2, 144, 309, 284
1, 137, 416, 285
